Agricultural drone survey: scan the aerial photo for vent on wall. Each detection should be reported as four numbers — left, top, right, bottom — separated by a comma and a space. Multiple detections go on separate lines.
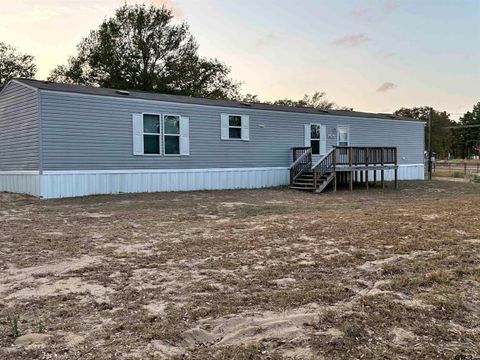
116, 90, 130, 96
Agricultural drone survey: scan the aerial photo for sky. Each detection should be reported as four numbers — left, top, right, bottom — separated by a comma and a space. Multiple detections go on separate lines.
1, 0, 479, 119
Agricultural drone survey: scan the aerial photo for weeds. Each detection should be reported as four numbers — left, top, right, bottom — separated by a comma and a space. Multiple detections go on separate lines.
36, 319, 45, 333
8, 316, 20, 338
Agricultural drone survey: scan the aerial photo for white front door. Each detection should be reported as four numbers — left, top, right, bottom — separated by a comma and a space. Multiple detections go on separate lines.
337, 125, 350, 146
305, 124, 327, 161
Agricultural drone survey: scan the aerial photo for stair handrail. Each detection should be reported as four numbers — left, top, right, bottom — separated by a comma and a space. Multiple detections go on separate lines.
289, 148, 312, 169
311, 147, 336, 190
311, 147, 336, 170
289, 147, 312, 184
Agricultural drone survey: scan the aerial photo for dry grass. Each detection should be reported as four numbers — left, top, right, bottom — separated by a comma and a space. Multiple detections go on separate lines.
0, 180, 479, 359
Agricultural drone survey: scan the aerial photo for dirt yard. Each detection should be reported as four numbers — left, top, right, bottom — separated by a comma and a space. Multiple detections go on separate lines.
1, 181, 479, 359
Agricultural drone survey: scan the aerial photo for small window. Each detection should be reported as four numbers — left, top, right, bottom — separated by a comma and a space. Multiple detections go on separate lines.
143, 114, 161, 154
164, 115, 180, 155
228, 115, 242, 139
221, 113, 249, 141
311, 124, 321, 155
337, 126, 349, 147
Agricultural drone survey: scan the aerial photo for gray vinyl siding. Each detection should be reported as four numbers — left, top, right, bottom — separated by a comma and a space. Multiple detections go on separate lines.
0, 82, 39, 171
39, 90, 424, 171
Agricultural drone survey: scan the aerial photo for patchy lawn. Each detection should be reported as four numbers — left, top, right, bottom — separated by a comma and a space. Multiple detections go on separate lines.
0, 181, 479, 359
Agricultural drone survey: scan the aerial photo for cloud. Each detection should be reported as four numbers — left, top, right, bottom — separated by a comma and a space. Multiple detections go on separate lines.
255, 32, 277, 48
375, 50, 396, 59
350, 0, 397, 20
330, 34, 370, 47
383, 0, 397, 13
376, 82, 397, 92
0, 6, 73, 24
350, 6, 371, 21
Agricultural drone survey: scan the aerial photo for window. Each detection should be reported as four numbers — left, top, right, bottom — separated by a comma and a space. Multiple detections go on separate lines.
228, 115, 242, 139
163, 115, 180, 155
143, 114, 161, 154
311, 124, 321, 155
337, 126, 349, 146
221, 114, 250, 141
133, 113, 189, 156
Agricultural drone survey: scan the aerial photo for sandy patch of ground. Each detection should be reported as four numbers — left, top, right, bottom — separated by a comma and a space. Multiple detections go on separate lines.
6, 277, 112, 302
1, 180, 479, 359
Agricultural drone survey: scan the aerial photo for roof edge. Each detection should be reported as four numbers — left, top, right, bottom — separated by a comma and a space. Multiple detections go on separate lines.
13, 78, 422, 122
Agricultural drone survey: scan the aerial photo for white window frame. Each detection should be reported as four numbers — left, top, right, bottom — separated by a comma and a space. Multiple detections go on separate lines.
163, 114, 182, 156
337, 125, 350, 147
221, 113, 249, 141
142, 112, 162, 156
310, 123, 321, 155
227, 114, 243, 140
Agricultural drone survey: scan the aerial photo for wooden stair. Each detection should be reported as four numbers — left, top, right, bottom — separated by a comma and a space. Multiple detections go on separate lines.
289, 170, 335, 193
290, 146, 399, 194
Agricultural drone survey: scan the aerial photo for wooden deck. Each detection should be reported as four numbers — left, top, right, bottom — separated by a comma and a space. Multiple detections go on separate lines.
289, 146, 398, 193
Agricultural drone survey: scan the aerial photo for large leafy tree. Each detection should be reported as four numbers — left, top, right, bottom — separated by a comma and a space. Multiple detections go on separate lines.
394, 107, 455, 159
48, 4, 239, 99
0, 42, 36, 86
452, 102, 480, 158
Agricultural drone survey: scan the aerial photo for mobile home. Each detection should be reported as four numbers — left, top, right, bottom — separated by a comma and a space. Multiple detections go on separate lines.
0, 79, 424, 198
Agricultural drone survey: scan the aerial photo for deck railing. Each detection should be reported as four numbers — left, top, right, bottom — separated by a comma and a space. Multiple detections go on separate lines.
289, 147, 312, 184
290, 146, 398, 188
335, 146, 397, 166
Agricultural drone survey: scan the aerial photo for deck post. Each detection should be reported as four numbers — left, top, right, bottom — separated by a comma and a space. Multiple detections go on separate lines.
334, 172, 337, 192
365, 147, 369, 190
348, 147, 353, 191
394, 148, 398, 189
381, 148, 385, 189
373, 170, 377, 186
360, 171, 363, 184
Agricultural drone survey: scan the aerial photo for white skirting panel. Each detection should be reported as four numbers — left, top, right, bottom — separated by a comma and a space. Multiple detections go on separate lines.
1, 164, 424, 199
0, 172, 41, 197
40, 167, 290, 199
362, 164, 425, 181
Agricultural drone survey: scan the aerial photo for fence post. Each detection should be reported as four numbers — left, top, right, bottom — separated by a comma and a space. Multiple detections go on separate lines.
464, 163, 467, 177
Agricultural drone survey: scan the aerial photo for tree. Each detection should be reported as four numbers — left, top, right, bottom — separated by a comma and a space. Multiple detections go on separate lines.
272, 92, 348, 110
48, 4, 239, 99
452, 102, 480, 158
238, 93, 260, 103
235, 91, 349, 110
394, 107, 455, 159
0, 42, 36, 86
